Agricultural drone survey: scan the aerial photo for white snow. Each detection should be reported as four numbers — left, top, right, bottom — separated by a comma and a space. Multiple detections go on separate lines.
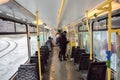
0, 40, 9, 51
0, 36, 29, 80
0, 40, 16, 57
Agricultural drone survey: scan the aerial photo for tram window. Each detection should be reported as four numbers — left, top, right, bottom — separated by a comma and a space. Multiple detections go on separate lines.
112, 17, 120, 28
30, 34, 38, 55
93, 31, 117, 71
78, 25, 88, 31
0, 34, 28, 80
79, 32, 90, 52
30, 26, 36, 32
16, 23, 26, 32
0, 20, 14, 32
30, 33, 45, 55
93, 19, 107, 30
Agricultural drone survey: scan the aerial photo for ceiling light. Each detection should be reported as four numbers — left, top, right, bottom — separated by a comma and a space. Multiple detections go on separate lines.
33, 19, 43, 25
0, 0, 10, 5
44, 26, 50, 29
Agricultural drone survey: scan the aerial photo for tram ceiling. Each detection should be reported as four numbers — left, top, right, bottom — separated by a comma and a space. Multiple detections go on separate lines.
0, 0, 35, 23
14, 0, 104, 28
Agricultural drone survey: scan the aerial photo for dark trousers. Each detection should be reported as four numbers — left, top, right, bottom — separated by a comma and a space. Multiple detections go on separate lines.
59, 47, 66, 60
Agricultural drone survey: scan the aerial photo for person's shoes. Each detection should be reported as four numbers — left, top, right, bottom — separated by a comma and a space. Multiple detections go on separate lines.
58, 55, 60, 58
59, 58, 62, 61
63, 58, 67, 61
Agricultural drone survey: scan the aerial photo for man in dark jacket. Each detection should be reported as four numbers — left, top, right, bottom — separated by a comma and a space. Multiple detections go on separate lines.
59, 31, 69, 61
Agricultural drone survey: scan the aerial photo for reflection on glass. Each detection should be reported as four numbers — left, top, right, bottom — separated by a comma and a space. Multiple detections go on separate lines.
93, 19, 107, 30
93, 31, 117, 71
94, 21, 100, 30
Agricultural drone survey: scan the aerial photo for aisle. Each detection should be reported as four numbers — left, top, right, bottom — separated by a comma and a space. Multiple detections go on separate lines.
49, 47, 81, 80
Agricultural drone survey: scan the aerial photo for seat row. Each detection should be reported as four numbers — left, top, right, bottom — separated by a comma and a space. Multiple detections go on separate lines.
71, 46, 107, 80
16, 46, 50, 80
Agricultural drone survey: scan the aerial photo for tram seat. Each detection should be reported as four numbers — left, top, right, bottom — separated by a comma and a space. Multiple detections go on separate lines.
74, 48, 86, 64
40, 49, 49, 60
74, 47, 80, 64
41, 46, 49, 56
35, 50, 48, 65
71, 46, 75, 58
30, 56, 38, 63
79, 54, 92, 71
40, 47, 49, 60
82, 61, 107, 80
30, 55, 46, 73
16, 64, 39, 80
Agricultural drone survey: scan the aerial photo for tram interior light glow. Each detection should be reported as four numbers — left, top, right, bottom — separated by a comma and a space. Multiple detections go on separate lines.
33, 19, 43, 25
0, 0, 10, 5
0, 11, 2, 13
44, 26, 49, 29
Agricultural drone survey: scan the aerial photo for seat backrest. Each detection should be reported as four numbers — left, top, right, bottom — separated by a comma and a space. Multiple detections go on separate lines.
78, 49, 86, 54
17, 64, 39, 80
87, 62, 107, 80
71, 46, 75, 58
30, 56, 38, 63
79, 54, 91, 70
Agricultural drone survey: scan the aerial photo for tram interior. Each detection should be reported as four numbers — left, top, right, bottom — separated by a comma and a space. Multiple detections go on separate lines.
0, 0, 120, 80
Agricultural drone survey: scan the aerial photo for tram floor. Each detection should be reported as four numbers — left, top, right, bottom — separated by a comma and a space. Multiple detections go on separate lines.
43, 47, 82, 80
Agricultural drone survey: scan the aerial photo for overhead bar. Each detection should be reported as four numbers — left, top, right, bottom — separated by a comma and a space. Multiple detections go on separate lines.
97, 0, 113, 9
56, 0, 66, 29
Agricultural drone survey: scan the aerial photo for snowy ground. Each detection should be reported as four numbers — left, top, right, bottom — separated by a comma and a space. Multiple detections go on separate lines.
0, 35, 38, 80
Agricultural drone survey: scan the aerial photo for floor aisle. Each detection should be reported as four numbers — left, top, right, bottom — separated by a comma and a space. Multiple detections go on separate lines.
49, 47, 81, 80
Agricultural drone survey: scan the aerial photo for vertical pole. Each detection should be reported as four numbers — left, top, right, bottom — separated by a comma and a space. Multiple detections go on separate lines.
81, 32, 84, 49
86, 10, 92, 60
107, 2, 112, 80
26, 24, 31, 59
90, 20, 93, 60
14, 22, 16, 32
12, 9, 16, 32
43, 27, 45, 44
46, 30, 48, 41
36, 10, 42, 80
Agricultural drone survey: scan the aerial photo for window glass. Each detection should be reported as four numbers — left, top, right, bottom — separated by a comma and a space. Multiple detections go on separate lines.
0, 34, 28, 80
93, 19, 107, 30
78, 24, 88, 31
0, 20, 14, 32
112, 17, 120, 28
30, 26, 36, 32
79, 32, 90, 53
16, 23, 26, 32
30, 33, 45, 55
93, 31, 117, 71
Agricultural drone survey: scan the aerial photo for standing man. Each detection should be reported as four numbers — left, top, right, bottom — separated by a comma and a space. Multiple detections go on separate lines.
59, 31, 69, 61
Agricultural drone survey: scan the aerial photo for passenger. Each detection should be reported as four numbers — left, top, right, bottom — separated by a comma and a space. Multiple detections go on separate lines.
59, 31, 69, 61
45, 36, 53, 52
56, 33, 61, 58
